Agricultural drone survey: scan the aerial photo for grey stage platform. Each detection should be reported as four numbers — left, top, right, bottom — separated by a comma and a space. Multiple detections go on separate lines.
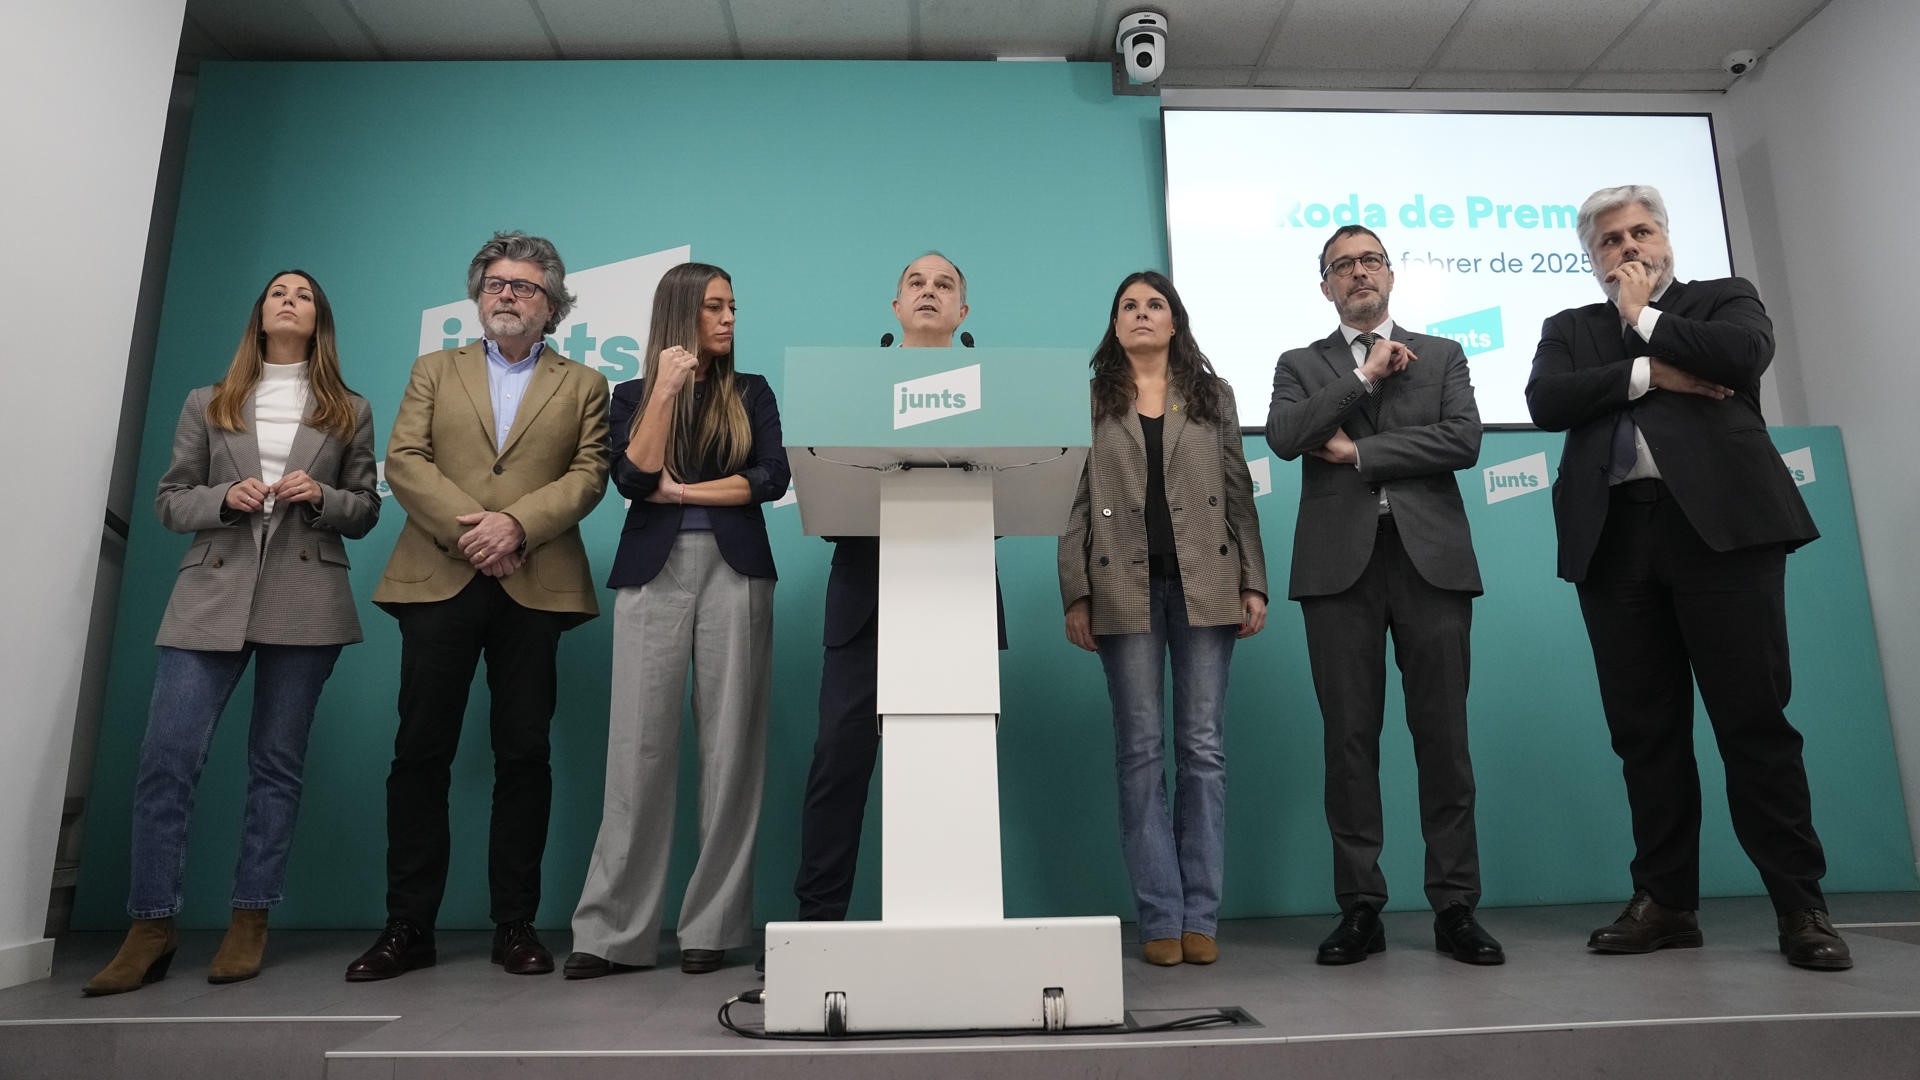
5, 893, 1920, 1079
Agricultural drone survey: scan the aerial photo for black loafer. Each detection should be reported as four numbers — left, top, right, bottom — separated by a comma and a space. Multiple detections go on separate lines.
1588, 890, 1702, 954
562, 951, 644, 979
345, 920, 436, 982
680, 948, 725, 974
1316, 905, 1385, 965
1778, 909, 1852, 971
492, 920, 554, 975
1434, 903, 1505, 965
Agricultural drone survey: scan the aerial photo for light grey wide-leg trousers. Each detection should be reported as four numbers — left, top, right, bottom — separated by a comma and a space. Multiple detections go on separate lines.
571, 533, 773, 965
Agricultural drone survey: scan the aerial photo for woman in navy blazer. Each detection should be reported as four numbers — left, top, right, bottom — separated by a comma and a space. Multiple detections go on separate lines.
567, 263, 789, 977
86, 271, 380, 996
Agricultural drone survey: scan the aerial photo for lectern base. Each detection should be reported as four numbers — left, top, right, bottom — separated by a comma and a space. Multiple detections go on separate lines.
760, 917, 1124, 1033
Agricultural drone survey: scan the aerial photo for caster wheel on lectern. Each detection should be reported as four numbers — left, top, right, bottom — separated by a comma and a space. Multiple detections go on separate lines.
824, 990, 848, 1035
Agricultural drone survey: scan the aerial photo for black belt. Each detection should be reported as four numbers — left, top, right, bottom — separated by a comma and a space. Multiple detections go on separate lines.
1610, 478, 1670, 503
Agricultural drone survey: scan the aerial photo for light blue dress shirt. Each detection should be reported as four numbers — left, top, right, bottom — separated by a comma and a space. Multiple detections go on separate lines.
482, 337, 544, 450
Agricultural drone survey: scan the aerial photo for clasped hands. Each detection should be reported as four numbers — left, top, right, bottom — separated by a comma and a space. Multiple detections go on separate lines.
456, 510, 527, 578
223, 470, 322, 513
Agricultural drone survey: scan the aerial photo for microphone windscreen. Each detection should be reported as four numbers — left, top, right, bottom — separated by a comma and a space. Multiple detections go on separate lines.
960, 332, 975, 348
880, 332, 895, 347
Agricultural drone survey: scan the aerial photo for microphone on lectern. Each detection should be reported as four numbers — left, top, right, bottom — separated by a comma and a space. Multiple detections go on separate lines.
880, 332, 895, 347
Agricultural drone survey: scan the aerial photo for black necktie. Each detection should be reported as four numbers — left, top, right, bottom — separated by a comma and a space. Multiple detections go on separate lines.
1354, 332, 1383, 428
1610, 323, 1643, 480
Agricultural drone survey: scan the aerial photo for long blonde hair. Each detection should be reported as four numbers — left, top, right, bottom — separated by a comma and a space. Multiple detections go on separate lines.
632, 263, 750, 476
206, 269, 358, 442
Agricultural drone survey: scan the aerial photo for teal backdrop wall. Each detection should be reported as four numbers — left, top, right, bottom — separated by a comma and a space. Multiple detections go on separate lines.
75, 59, 1913, 932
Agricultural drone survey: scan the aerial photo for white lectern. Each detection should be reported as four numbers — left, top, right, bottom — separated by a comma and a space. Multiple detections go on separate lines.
764, 347, 1122, 1034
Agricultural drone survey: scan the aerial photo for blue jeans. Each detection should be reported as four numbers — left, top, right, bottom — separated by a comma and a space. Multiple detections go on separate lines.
128, 643, 341, 919
1096, 574, 1237, 941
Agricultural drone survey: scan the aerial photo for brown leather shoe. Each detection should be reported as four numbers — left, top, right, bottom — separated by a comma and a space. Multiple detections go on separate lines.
345, 920, 436, 982
83, 918, 178, 996
492, 920, 554, 975
1778, 909, 1853, 971
208, 908, 269, 984
1141, 938, 1182, 966
1587, 890, 1702, 953
1180, 932, 1218, 965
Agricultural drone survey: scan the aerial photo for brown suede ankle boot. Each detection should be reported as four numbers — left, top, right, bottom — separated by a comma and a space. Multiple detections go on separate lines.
208, 908, 269, 984
83, 918, 178, 996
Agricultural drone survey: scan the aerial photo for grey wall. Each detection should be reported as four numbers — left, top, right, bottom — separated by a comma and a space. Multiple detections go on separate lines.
1716, 0, 1920, 876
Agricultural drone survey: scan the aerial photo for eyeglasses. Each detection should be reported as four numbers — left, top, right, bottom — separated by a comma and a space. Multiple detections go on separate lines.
1320, 252, 1390, 280
481, 276, 547, 300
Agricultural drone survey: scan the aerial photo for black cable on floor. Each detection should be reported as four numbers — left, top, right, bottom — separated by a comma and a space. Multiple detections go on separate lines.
717, 989, 1242, 1041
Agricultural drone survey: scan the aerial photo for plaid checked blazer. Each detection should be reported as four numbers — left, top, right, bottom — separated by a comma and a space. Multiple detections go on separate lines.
1058, 381, 1267, 636
154, 385, 382, 650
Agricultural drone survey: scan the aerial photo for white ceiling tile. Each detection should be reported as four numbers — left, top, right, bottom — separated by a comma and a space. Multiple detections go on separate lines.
1594, 0, 1826, 71
1251, 68, 1422, 90
1432, 0, 1647, 72
1415, 69, 1581, 90
1262, 0, 1473, 71
1143, 0, 1288, 68
1576, 70, 1734, 91
729, 0, 915, 59
341, 0, 557, 58
538, 0, 737, 59
1160, 66, 1256, 88
916, 0, 1098, 59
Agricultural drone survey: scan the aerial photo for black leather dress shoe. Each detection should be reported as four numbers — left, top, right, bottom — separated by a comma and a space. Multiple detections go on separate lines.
562, 951, 644, 980
1434, 903, 1505, 965
345, 920, 436, 982
1587, 890, 1702, 953
492, 920, 554, 975
1316, 905, 1385, 965
1778, 909, 1853, 971
680, 948, 725, 974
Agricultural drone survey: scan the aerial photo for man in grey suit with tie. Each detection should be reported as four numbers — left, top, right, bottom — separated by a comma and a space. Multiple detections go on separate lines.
1267, 225, 1503, 966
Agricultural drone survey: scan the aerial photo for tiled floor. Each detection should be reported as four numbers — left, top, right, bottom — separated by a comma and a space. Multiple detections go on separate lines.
6, 892, 1920, 1078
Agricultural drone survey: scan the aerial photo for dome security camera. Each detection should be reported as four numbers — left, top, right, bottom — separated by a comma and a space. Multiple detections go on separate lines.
1724, 49, 1760, 76
1116, 11, 1168, 85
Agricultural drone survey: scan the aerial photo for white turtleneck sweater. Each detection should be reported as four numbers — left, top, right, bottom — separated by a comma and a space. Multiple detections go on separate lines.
255, 361, 310, 516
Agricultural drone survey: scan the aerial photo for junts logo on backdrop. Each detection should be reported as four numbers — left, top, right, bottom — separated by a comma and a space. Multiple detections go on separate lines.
894, 364, 982, 429
377, 246, 694, 497
417, 246, 692, 384
1427, 307, 1504, 357
1483, 451, 1547, 504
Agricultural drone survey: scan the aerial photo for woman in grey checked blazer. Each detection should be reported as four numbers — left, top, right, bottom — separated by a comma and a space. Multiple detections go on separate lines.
85, 271, 380, 996
1058, 270, 1267, 968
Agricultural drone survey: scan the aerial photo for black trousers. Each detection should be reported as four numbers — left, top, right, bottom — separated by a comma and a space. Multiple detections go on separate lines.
1576, 480, 1826, 914
1301, 516, 1480, 914
385, 576, 568, 928
793, 613, 879, 921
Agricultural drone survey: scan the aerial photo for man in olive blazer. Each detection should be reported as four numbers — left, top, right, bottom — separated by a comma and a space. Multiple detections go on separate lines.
1267, 225, 1501, 967
348, 233, 609, 983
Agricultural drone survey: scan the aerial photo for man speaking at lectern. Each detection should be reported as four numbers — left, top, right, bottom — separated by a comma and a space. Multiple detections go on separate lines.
1526, 185, 1847, 970
793, 252, 994, 922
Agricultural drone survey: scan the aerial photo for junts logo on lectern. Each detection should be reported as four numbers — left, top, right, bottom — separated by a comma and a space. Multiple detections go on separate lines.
893, 364, 982, 429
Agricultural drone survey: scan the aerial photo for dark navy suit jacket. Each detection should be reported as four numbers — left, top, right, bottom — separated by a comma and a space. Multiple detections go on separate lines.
606, 372, 791, 589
